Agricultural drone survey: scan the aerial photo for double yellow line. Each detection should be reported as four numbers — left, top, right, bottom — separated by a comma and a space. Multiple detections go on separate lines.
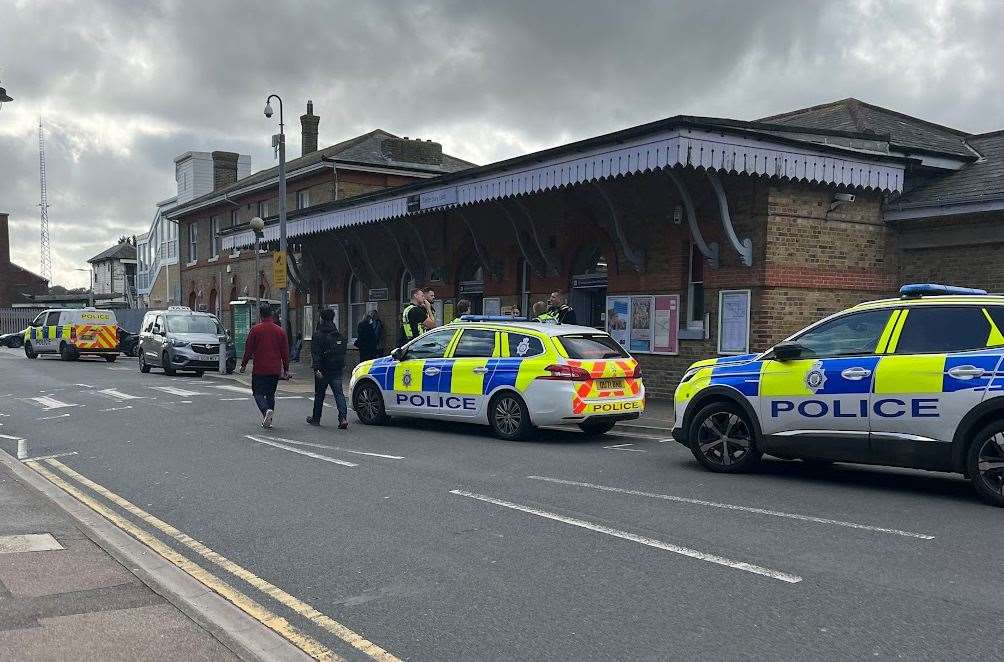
26, 458, 400, 662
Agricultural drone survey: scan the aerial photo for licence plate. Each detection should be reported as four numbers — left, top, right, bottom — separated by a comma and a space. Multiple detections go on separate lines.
208, 355, 219, 361
81, 334, 95, 342
596, 378, 624, 390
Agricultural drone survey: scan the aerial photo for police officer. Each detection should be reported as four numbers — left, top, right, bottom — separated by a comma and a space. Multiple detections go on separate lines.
450, 298, 472, 323
532, 301, 550, 322
400, 287, 434, 346
546, 292, 577, 324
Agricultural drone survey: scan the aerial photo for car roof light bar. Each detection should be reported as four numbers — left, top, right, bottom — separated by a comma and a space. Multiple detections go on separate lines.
899, 283, 988, 298
458, 315, 533, 323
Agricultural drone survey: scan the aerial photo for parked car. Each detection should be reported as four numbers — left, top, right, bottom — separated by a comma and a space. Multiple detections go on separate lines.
0, 330, 25, 349
117, 328, 140, 357
137, 306, 236, 376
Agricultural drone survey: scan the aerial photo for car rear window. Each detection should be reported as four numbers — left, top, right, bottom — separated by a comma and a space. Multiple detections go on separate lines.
558, 334, 630, 359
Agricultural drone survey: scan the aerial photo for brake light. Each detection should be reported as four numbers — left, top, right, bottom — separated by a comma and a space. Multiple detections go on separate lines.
631, 363, 642, 379
538, 363, 592, 381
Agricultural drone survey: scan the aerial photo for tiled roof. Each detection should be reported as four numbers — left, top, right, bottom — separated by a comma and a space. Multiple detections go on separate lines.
759, 98, 974, 158
892, 131, 1004, 207
88, 242, 136, 263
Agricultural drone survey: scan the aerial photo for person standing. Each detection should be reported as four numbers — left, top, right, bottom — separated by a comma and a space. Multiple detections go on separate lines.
532, 300, 550, 322
400, 287, 433, 346
423, 287, 438, 327
450, 298, 471, 323
547, 291, 578, 324
306, 308, 348, 429
355, 308, 385, 362
239, 304, 290, 429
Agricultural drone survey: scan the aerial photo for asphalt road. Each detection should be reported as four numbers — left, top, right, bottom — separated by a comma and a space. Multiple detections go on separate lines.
2, 348, 1003, 661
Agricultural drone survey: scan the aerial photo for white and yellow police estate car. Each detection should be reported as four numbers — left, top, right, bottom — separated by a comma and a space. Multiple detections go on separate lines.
673, 284, 1004, 506
350, 317, 644, 440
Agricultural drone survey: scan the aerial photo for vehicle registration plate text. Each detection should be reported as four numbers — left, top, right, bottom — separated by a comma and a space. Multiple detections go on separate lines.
596, 378, 624, 390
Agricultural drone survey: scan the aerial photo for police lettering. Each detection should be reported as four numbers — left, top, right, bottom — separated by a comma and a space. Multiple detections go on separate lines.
396, 393, 476, 410
771, 398, 940, 418
588, 401, 641, 413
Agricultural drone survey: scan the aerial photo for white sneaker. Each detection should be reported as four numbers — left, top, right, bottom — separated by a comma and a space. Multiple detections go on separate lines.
263, 409, 274, 429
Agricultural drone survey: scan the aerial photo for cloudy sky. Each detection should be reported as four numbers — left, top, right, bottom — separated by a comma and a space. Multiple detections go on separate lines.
1, 0, 1002, 288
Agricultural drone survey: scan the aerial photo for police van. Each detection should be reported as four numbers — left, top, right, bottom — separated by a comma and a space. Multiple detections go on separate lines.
350, 317, 645, 440
673, 284, 1004, 506
23, 308, 120, 362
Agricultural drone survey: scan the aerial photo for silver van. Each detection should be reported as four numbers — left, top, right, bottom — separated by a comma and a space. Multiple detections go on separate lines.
138, 306, 235, 376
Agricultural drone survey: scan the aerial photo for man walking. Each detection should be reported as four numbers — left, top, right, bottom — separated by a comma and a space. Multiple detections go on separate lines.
306, 308, 348, 429
355, 308, 384, 362
239, 304, 290, 429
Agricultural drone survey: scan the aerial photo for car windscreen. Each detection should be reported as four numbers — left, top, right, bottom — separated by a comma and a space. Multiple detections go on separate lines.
557, 334, 630, 359
165, 315, 221, 335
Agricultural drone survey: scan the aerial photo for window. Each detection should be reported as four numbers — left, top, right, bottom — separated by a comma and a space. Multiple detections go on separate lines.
895, 306, 991, 354
687, 244, 705, 326
256, 201, 267, 219
230, 209, 239, 227
31, 312, 46, 327
165, 315, 221, 335
558, 334, 629, 359
792, 310, 891, 358
508, 333, 544, 358
154, 315, 164, 333
209, 289, 218, 316
453, 329, 496, 358
210, 216, 221, 257
45, 311, 60, 326
189, 223, 198, 261
143, 315, 155, 333
405, 329, 456, 359
348, 275, 367, 340
296, 189, 310, 210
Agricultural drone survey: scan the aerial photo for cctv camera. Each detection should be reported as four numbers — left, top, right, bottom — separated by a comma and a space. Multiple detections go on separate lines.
833, 193, 855, 203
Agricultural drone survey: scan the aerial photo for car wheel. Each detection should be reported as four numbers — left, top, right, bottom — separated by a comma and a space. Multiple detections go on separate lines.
24, 342, 37, 359
103, 355, 118, 363
689, 401, 762, 473
967, 421, 1004, 507
488, 391, 533, 441
162, 352, 176, 376
578, 420, 616, 436
60, 343, 78, 361
139, 353, 150, 373
353, 381, 387, 425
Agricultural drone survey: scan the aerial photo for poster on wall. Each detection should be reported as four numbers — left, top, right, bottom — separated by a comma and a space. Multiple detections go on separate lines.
630, 296, 653, 353
605, 296, 630, 348
303, 305, 314, 341
483, 297, 501, 316
718, 289, 751, 355
443, 301, 455, 325
652, 295, 680, 354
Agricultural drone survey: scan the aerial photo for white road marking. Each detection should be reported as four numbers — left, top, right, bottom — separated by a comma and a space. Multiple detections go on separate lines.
98, 389, 146, 401
603, 443, 646, 452
450, 489, 802, 583
260, 435, 404, 460
180, 400, 192, 404
210, 384, 251, 393
244, 435, 358, 467
148, 386, 207, 397
219, 397, 247, 401
99, 405, 134, 412
276, 396, 302, 400
37, 413, 70, 421
30, 396, 79, 410
0, 434, 24, 440
74, 383, 93, 388
106, 366, 132, 371
526, 476, 936, 540
23, 451, 78, 461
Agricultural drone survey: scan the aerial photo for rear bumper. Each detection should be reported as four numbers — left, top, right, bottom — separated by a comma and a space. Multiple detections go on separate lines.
72, 346, 119, 355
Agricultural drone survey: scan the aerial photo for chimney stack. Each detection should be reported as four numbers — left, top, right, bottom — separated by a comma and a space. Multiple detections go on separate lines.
211, 151, 239, 190
300, 100, 319, 156
0, 213, 9, 266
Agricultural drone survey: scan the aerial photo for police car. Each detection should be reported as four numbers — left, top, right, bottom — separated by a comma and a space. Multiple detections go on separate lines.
673, 284, 1004, 506
349, 317, 645, 440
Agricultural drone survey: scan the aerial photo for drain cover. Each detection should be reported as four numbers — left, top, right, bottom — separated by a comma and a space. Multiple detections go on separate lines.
0, 534, 64, 553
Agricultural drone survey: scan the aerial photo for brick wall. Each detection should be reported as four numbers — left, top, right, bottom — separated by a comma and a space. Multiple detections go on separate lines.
896, 214, 1004, 291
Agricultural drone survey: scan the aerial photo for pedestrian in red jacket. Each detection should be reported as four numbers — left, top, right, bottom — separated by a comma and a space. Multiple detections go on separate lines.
239, 304, 290, 429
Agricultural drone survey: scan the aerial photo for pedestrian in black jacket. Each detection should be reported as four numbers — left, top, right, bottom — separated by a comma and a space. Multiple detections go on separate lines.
355, 308, 384, 362
306, 308, 348, 429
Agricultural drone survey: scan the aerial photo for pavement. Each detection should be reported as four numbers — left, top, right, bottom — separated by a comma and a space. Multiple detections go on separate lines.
3, 347, 1004, 660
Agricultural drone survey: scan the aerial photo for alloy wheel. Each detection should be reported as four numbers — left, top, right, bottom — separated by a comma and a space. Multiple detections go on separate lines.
976, 432, 1004, 497
696, 411, 752, 467
356, 385, 381, 423
493, 396, 522, 437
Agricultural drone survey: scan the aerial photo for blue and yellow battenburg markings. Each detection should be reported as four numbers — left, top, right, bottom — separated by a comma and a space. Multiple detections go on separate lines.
364, 356, 525, 396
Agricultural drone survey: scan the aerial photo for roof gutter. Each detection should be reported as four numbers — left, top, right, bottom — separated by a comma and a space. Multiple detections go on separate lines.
885, 198, 1004, 221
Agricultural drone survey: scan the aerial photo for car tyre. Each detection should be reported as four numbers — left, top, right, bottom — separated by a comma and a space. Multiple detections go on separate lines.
578, 420, 616, 436
24, 342, 37, 359
162, 352, 176, 376
352, 381, 387, 425
139, 353, 150, 373
60, 343, 78, 362
103, 355, 117, 363
967, 420, 1004, 507
488, 391, 533, 441
688, 400, 762, 473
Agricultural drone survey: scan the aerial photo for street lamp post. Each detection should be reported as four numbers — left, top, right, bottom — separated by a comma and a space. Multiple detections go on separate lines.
0, 80, 12, 111
249, 216, 266, 323
263, 94, 289, 336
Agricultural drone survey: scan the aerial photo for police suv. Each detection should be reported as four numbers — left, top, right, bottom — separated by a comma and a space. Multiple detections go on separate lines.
350, 317, 644, 440
673, 284, 1004, 506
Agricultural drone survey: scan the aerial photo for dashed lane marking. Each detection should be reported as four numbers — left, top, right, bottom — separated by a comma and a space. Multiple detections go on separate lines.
245, 435, 358, 467
450, 489, 802, 584
147, 386, 208, 397
25, 460, 339, 661
259, 435, 404, 460
41, 459, 399, 661
210, 384, 252, 394
526, 476, 936, 540
37, 413, 71, 421
276, 396, 303, 400
602, 443, 646, 452
98, 389, 146, 400
22, 451, 78, 461
0, 434, 23, 440
74, 383, 93, 388
99, 405, 134, 412
219, 397, 247, 401
29, 396, 79, 410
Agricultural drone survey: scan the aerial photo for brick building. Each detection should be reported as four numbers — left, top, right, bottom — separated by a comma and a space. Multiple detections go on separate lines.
0, 212, 48, 306
216, 98, 1002, 397
167, 101, 473, 333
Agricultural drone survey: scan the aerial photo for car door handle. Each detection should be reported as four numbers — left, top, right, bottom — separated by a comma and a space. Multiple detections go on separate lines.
423, 367, 441, 376
472, 367, 489, 374
841, 367, 872, 380
948, 365, 986, 380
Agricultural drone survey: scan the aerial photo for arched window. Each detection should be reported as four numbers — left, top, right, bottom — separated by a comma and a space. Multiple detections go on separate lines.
348, 274, 367, 339
456, 258, 485, 315
400, 271, 416, 306
209, 289, 218, 317
187, 291, 196, 309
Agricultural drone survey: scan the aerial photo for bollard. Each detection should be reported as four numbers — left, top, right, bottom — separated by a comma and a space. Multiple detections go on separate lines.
16, 438, 28, 460
218, 334, 227, 374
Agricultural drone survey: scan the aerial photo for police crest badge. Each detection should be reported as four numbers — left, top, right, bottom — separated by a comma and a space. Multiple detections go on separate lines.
805, 360, 827, 393
403, 371, 413, 387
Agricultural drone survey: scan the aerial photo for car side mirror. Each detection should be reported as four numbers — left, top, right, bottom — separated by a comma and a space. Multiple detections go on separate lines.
772, 341, 804, 361
391, 347, 406, 361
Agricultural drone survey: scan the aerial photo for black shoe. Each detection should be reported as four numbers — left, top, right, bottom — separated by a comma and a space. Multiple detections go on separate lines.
306, 417, 320, 426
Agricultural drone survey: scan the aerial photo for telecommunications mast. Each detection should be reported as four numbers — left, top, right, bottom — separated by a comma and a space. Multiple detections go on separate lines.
38, 117, 52, 282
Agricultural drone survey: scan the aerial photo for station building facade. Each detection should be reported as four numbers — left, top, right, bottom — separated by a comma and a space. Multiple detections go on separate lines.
215, 98, 1004, 398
